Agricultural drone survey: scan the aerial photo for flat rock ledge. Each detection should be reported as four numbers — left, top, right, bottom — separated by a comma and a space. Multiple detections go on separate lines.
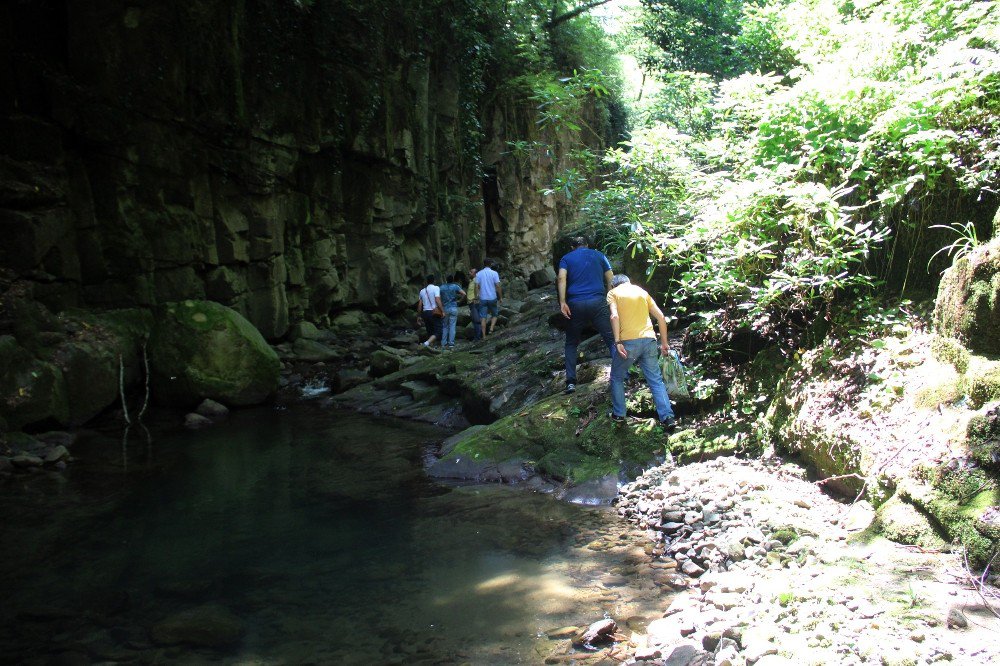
607, 456, 1000, 666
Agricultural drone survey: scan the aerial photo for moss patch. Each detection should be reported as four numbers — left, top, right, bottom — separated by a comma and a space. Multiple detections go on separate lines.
667, 422, 750, 464
968, 366, 1000, 409
872, 494, 947, 550
967, 407, 1000, 471
449, 381, 665, 483
899, 477, 1000, 568
930, 336, 970, 374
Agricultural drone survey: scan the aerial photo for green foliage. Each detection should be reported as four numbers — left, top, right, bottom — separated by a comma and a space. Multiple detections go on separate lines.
583, 0, 1000, 351
638, 0, 798, 79
927, 221, 981, 272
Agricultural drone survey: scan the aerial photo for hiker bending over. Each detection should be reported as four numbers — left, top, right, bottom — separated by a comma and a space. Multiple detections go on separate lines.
606, 274, 676, 431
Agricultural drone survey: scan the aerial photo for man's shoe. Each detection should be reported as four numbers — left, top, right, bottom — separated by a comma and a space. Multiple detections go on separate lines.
608, 411, 626, 423
660, 418, 677, 432
564, 383, 576, 394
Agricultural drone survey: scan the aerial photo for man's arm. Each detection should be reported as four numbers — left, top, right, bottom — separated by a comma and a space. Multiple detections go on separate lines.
435, 295, 444, 311
604, 269, 613, 291
558, 268, 571, 318
649, 301, 669, 354
495, 277, 503, 302
609, 294, 626, 358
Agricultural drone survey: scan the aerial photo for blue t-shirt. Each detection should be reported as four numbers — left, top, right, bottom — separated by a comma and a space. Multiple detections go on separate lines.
559, 247, 611, 301
439, 282, 462, 309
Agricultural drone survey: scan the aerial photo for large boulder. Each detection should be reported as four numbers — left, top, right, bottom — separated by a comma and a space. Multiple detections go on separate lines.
0, 335, 68, 429
934, 234, 1000, 355
148, 300, 280, 407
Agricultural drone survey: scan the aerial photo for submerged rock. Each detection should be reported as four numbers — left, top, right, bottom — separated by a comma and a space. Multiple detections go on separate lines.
195, 399, 230, 420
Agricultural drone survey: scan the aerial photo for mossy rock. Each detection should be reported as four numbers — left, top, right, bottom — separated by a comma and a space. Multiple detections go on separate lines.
0, 335, 68, 429
933, 237, 1000, 356
51, 309, 153, 426
968, 366, 1000, 409
370, 349, 405, 378
872, 494, 947, 550
913, 376, 966, 410
899, 477, 999, 568
930, 336, 970, 374
148, 300, 280, 407
967, 406, 1000, 471
448, 381, 664, 483
667, 422, 749, 464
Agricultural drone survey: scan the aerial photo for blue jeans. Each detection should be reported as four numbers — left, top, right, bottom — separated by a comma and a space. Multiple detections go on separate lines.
442, 306, 458, 346
470, 303, 482, 340
564, 298, 615, 384
610, 337, 674, 421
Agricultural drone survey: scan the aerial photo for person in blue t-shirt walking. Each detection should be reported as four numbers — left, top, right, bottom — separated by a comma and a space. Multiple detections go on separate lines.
438, 272, 466, 349
557, 236, 615, 394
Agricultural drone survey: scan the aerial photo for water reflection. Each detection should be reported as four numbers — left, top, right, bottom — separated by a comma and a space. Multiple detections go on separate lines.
0, 406, 667, 664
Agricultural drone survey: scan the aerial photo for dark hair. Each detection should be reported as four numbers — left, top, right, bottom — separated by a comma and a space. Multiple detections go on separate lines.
426, 274, 437, 284
611, 274, 630, 288
483, 258, 493, 268
572, 236, 589, 248
445, 273, 454, 283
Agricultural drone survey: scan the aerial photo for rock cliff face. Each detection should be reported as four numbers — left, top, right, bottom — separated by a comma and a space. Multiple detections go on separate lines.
0, 1, 598, 339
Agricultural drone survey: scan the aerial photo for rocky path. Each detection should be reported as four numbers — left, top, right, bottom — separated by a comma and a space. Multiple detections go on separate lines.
603, 455, 1000, 665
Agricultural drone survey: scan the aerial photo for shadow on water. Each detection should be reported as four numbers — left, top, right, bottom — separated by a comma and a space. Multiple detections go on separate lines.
0, 405, 669, 664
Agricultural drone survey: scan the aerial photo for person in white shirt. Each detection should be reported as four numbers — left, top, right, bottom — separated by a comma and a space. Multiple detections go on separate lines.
474, 258, 503, 338
415, 275, 444, 347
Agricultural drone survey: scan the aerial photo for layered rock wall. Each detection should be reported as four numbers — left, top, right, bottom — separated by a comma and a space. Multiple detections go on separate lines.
0, 1, 594, 339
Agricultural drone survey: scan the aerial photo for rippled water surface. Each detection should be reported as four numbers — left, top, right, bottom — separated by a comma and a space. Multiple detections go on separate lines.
0, 406, 665, 664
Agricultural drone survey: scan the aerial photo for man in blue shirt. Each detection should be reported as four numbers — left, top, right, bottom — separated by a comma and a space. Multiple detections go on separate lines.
558, 236, 615, 394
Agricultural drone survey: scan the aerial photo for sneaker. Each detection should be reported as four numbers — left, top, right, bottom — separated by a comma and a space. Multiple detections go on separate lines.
660, 417, 677, 432
564, 383, 576, 394
422, 340, 431, 347
607, 411, 626, 423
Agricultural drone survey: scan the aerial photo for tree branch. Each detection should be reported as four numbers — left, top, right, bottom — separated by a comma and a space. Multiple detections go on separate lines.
545, 0, 614, 30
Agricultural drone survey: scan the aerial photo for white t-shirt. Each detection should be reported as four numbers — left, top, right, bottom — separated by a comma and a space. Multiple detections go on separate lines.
419, 284, 440, 311
475, 267, 500, 301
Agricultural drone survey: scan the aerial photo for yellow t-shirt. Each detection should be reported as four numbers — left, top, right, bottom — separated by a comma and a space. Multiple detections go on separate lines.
607, 283, 656, 341
467, 279, 478, 302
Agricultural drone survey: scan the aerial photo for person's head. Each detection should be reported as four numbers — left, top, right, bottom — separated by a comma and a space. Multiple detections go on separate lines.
611, 274, 630, 288
469, 267, 477, 278
426, 274, 437, 285
483, 258, 493, 268
572, 236, 589, 249
445, 273, 454, 283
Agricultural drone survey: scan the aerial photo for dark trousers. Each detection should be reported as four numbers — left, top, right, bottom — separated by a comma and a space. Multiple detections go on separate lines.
564, 298, 615, 384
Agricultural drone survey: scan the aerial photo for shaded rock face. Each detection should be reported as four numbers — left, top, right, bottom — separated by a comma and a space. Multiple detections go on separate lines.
0, 279, 152, 430
148, 300, 280, 407
934, 231, 1000, 356
1, 2, 473, 338
0, 3, 610, 338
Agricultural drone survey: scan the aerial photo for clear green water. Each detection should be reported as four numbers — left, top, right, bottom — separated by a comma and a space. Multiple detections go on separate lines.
0, 406, 664, 664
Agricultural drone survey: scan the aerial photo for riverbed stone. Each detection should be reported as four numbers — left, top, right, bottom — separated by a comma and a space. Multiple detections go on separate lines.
148, 300, 280, 407
291, 338, 339, 362
150, 604, 243, 648
184, 413, 213, 429
195, 398, 230, 420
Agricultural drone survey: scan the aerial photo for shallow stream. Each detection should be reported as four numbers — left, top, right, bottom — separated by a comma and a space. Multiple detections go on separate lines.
0, 406, 667, 664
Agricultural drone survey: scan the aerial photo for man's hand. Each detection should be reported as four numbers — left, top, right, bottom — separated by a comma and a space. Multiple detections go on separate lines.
560, 302, 572, 319
660, 341, 669, 355
617, 342, 628, 358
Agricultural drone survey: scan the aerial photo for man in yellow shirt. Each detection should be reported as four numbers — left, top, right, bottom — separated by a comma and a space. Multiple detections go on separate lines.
606, 274, 676, 430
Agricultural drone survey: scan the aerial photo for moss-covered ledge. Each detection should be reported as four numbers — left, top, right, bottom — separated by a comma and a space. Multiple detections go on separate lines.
428, 380, 670, 485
